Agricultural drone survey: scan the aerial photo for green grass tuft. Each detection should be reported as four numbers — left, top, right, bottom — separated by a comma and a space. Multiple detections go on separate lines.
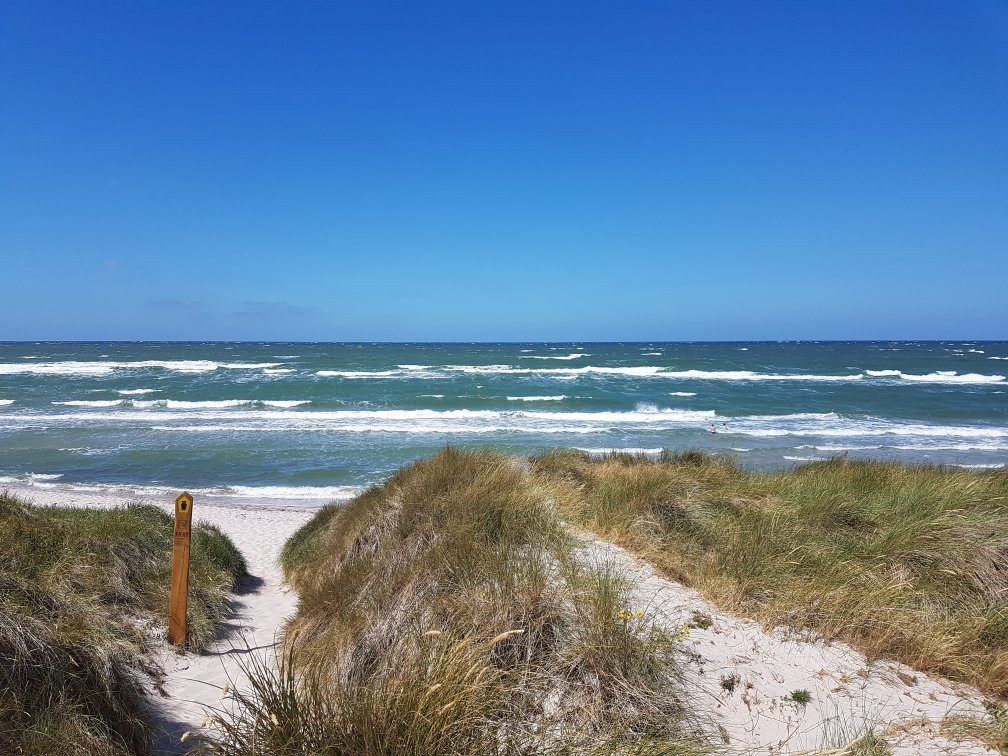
0, 491, 246, 755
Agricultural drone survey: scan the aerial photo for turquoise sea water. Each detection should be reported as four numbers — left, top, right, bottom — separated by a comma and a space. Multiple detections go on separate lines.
1, 341, 1006, 506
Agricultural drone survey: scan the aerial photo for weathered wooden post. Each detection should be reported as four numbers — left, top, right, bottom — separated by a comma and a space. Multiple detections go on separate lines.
168, 492, 193, 647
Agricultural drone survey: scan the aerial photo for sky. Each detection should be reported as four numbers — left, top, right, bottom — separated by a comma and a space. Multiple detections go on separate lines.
1, 1, 1006, 341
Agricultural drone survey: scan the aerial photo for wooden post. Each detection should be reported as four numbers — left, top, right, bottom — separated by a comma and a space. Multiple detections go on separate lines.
168, 492, 193, 647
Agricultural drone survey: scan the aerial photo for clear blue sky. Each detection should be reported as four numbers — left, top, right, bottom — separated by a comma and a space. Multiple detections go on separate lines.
2, 1, 1006, 341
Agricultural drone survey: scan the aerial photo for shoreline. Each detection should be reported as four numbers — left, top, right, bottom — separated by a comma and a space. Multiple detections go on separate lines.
1, 478, 343, 513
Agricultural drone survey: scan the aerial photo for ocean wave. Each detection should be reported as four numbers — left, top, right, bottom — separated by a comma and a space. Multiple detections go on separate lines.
801, 441, 1008, 452
507, 395, 566, 401
0, 360, 281, 375
519, 353, 588, 360
865, 369, 1004, 384
783, 455, 826, 462
988, 356, 1008, 361
0, 400, 13, 406
660, 370, 863, 381
301, 364, 1005, 384
8, 406, 716, 435
0, 475, 362, 503
641, 352, 663, 356
576, 447, 665, 457
729, 415, 1008, 440
669, 392, 696, 397
263, 368, 295, 375
134, 399, 311, 409
117, 389, 161, 395
214, 484, 361, 501
957, 463, 1005, 470
52, 399, 311, 409
317, 369, 402, 378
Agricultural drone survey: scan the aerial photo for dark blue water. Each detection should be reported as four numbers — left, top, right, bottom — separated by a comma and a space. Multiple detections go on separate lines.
1, 341, 1005, 505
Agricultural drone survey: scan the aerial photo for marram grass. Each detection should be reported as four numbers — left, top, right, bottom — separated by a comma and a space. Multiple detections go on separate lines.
533, 449, 1008, 699
0, 491, 246, 756
203, 448, 707, 755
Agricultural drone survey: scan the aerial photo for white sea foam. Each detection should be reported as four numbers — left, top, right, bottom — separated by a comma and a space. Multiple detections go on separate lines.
306, 364, 875, 381
0, 400, 13, 406
988, 356, 1008, 360
0, 360, 280, 375
641, 352, 663, 356
659, 370, 863, 381
957, 463, 1005, 470
737, 347, 749, 351
117, 389, 161, 395
420, 394, 445, 398
576, 447, 665, 457
54, 399, 310, 409
216, 484, 361, 501
53, 400, 126, 407
0, 475, 362, 503
866, 369, 1004, 384
0, 472, 64, 487
507, 395, 566, 402
519, 353, 588, 360
727, 414, 1008, 441
7, 406, 716, 436
669, 392, 697, 397
135, 399, 311, 409
783, 455, 826, 462
264, 368, 295, 375
807, 441, 1008, 452
317, 370, 402, 378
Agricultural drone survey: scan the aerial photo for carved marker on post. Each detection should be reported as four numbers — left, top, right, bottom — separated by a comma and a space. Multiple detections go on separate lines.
168, 492, 193, 647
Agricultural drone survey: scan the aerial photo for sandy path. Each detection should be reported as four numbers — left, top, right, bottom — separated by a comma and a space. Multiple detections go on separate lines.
4, 484, 314, 755
578, 537, 996, 755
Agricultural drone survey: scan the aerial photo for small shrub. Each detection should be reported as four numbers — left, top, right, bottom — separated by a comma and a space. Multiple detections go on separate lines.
789, 689, 812, 706
689, 610, 713, 630
720, 672, 740, 694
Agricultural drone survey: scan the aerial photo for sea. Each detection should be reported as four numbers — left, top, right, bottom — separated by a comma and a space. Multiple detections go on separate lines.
1, 341, 1005, 507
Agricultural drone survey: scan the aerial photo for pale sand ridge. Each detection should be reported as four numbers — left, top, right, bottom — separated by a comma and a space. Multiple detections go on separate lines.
579, 536, 995, 754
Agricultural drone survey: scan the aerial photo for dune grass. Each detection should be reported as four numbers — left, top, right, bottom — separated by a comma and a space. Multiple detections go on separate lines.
0, 491, 246, 755
205, 449, 706, 755
532, 450, 1008, 699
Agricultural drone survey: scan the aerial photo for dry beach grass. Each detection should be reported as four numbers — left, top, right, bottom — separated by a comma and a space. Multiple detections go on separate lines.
4, 448, 1008, 754
0, 491, 245, 755
203, 448, 706, 755
534, 450, 1008, 700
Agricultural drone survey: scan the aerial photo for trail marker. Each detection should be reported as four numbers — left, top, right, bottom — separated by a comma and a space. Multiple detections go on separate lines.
168, 491, 193, 647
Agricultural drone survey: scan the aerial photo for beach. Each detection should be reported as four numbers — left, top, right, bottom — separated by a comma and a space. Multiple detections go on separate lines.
6, 473, 1002, 754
